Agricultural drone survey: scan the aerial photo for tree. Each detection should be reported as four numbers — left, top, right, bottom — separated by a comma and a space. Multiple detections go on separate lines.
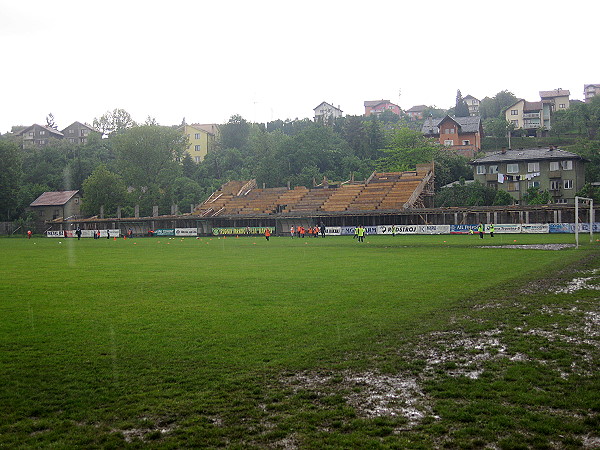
455, 90, 470, 117
81, 165, 128, 216
479, 90, 518, 119
46, 113, 57, 129
218, 114, 250, 151
377, 128, 438, 172
93, 108, 137, 136
434, 180, 501, 207
483, 118, 513, 138
0, 139, 23, 220
522, 186, 552, 205
111, 125, 186, 205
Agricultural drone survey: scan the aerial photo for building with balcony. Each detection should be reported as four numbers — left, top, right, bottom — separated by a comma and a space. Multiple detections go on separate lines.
16, 124, 64, 147
539, 89, 570, 112
422, 115, 483, 158
61, 121, 100, 145
505, 100, 550, 136
470, 147, 587, 205
584, 84, 600, 103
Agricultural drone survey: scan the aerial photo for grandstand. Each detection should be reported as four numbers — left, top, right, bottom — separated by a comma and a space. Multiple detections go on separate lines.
193, 163, 435, 218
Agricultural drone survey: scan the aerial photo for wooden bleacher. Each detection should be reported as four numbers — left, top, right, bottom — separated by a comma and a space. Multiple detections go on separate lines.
192, 164, 434, 217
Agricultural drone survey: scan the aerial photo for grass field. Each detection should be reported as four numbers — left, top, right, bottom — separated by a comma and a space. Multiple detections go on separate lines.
1, 234, 599, 448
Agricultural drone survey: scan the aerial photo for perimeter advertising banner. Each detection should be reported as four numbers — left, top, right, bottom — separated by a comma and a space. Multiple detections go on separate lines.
549, 223, 571, 233
450, 224, 478, 234
487, 224, 521, 234
340, 226, 378, 236
521, 224, 549, 233
418, 225, 451, 235
212, 227, 275, 236
154, 229, 175, 236
47, 229, 120, 238
325, 226, 341, 236
378, 225, 418, 235
175, 228, 198, 236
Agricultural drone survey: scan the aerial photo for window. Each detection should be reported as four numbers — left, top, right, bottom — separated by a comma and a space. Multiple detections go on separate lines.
511, 120, 519, 127
559, 104, 566, 109
528, 181, 540, 188
38, 210, 44, 217
444, 128, 455, 134
476, 165, 486, 175
444, 139, 454, 146
549, 161, 559, 171
506, 163, 519, 173
527, 162, 539, 172
68, 138, 75, 143
511, 110, 518, 115
81, 130, 89, 136
74, 198, 79, 204
462, 140, 470, 145
80, 138, 86, 143
40, 130, 46, 135
488, 165, 499, 174
564, 180, 573, 189
195, 133, 201, 139
508, 182, 520, 191
195, 145, 201, 151
29, 132, 34, 137
194, 156, 201, 163
38, 140, 45, 145
561, 160, 573, 170
555, 198, 568, 204
69, 129, 75, 134
550, 180, 561, 190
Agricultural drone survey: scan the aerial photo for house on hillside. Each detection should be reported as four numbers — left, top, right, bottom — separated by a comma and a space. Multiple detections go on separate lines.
584, 84, 600, 103
464, 95, 480, 116
406, 105, 427, 121
504, 99, 550, 136
422, 115, 483, 158
17, 124, 63, 147
470, 147, 587, 205
539, 89, 570, 112
61, 121, 100, 145
29, 191, 82, 227
314, 102, 343, 124
179, 123, 216, 162
363, 100, 401, 117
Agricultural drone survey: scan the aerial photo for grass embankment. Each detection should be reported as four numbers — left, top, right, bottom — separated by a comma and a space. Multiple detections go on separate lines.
0, 234, 598, 448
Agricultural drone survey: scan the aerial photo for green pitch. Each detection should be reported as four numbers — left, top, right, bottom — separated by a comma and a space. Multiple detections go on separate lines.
1, 235, 598, 447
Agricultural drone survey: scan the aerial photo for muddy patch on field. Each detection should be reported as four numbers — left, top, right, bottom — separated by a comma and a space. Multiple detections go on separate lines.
282, 370, 434, 427
480, 244, 576, 250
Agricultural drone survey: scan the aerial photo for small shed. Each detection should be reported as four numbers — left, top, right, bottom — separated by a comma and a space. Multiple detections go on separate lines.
29, 190, 82, 222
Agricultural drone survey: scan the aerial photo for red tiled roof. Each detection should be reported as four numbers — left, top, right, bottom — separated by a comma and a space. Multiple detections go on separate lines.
30, 190, 80, 207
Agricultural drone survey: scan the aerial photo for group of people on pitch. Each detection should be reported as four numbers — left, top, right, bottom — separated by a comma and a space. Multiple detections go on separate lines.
289, 225, 325, 238
471, 223, 495, 239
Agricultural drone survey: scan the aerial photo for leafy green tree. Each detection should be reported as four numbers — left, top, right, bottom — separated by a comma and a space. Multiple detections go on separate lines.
432, 151, 472, 191
483, 118, 513, 138
0, 139, 23, 220
522, 186, 552, 205
377, 128, 438, 172
93, 108, 137, 136
218, 114, 250, 151
479, 90, 518, 119
81, 165, 128, 216
493, 189, 514, 206
455, 90, 470, 117
434, 180, 499, 207
576, 183, 600, 203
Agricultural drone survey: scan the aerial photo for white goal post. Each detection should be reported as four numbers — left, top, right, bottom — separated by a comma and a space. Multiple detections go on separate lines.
575, 196, 594, 248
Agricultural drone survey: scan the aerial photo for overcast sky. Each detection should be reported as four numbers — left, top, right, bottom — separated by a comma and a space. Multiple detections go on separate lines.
1, 0, 597, 134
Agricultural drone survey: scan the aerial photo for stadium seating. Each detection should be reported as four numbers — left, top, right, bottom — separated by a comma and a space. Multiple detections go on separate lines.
193, 165, 433, 217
